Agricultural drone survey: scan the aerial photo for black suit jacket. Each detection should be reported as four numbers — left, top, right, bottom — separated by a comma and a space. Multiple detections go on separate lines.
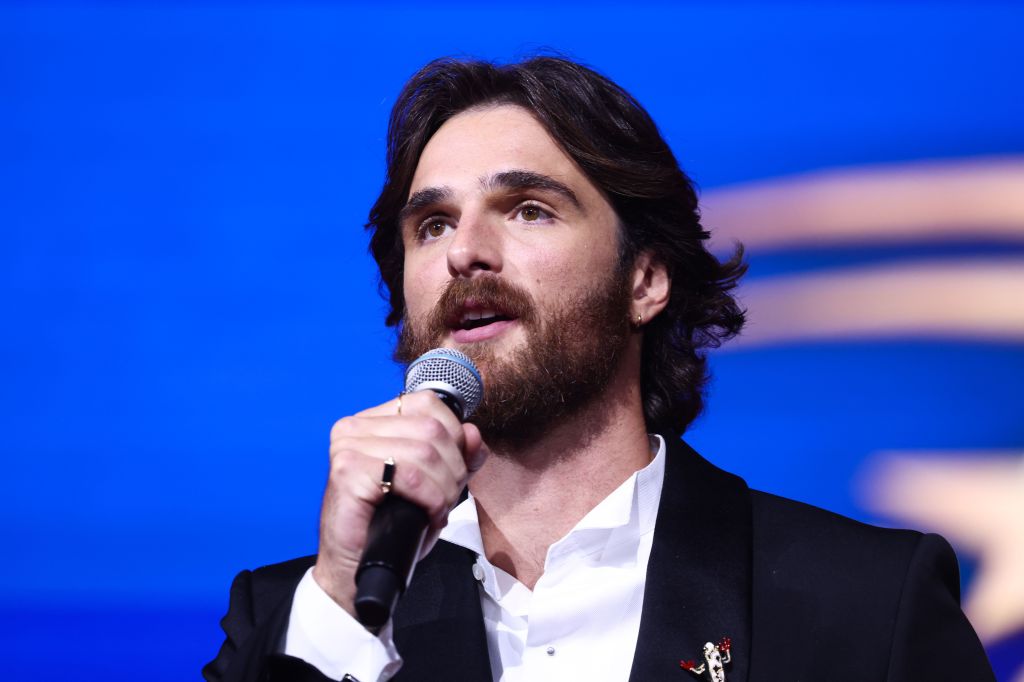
205, 438, 994, 681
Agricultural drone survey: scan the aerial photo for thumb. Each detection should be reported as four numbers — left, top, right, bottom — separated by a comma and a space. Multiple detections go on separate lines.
462, 422, 490, 474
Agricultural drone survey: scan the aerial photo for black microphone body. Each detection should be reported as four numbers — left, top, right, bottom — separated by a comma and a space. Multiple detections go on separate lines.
353, 496, 430, 628
354, 348, 483, 628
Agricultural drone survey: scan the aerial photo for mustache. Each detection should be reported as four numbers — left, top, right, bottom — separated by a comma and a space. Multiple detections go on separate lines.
424, 276, 538, 338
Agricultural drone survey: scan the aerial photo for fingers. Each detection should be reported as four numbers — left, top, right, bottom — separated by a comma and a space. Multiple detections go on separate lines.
314, 391, 491, 614
329, 436, 463, 519
355, 390, 462, 434
333, 414, 465, 480
328, 391, 482, 520
329, 440, 454, 520
337, 389, 478, 477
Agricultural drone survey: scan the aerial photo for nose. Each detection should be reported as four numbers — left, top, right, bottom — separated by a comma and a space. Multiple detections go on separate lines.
446, 210, 503, 278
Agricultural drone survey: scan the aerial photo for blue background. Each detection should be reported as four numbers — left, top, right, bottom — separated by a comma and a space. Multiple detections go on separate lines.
2, 2, 1022, 679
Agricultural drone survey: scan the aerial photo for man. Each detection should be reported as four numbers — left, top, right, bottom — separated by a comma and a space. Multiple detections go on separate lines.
205, 57, 994, 681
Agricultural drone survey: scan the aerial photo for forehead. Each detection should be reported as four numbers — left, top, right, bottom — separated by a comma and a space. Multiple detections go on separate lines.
408, 104, 600, 200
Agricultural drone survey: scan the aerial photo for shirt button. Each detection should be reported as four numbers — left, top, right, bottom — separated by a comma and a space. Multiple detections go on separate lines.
546, 646, 556, 656
472, 563, 484, 581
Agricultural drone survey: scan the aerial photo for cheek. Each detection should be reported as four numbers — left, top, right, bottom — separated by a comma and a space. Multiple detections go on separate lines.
403, 256, 446, 320
529, 239, 616, 289
402, 276, 429, 322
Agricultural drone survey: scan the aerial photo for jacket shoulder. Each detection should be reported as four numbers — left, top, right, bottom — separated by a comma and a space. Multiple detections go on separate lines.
746, 490, 992, 680
750, 490, 924, 558
749, 489, 932, 601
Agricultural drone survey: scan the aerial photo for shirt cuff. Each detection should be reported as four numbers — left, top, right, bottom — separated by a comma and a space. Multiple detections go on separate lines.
284, 567, 402, 682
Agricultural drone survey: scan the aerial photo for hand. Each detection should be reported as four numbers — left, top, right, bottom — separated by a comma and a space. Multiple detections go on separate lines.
311, 390, 489, 618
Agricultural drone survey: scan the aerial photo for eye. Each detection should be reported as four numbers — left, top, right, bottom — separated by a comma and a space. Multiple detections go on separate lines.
515, 203, 552, 223
417, 218, 454, 242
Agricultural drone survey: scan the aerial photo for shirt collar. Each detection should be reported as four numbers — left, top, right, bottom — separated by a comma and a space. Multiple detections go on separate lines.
441, 434, 667, 564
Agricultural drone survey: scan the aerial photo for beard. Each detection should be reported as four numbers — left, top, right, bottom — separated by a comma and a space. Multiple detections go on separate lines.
395, 268, 634, 451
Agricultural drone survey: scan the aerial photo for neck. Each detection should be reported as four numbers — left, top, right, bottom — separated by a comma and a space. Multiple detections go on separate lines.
467, 348, 652, 589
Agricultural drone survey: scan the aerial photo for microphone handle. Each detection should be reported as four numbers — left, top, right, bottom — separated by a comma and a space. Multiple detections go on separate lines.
353, 387, 468, 628
354, 495, 430, 628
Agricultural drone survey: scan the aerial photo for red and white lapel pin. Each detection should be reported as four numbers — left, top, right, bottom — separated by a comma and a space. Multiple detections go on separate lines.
680, 637, 731, 682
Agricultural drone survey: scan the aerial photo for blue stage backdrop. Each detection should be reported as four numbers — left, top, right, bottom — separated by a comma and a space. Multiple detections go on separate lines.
2, 3, 1023, 680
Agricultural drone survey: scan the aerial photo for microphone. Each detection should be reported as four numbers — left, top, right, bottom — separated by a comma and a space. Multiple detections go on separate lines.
354, 348, 484, 628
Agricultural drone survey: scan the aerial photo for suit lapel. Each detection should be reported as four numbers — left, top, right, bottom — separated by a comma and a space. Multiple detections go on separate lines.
392, 541, 492, 681
391, 438, 753, 682
628, 438, 753, 682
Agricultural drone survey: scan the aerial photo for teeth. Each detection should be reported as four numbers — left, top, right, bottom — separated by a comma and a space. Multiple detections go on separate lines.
461, 309, 497, 324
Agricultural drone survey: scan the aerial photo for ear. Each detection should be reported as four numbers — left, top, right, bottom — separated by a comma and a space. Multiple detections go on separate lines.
630, 251, 670, 327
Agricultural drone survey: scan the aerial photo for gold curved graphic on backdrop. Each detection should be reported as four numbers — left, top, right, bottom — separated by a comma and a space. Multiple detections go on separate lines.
730, 258, 1024, 349
699, 156, 1024, 348
702, 155, 1024, 251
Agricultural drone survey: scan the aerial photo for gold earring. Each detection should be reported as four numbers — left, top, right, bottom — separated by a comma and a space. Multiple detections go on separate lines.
634, 312, 643, 327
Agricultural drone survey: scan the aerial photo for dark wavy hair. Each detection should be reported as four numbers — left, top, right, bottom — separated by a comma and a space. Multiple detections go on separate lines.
367, 56, 746, 434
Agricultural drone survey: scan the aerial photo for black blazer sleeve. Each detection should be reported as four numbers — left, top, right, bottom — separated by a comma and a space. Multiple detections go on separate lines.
885, 533, 994, 682
203, 558, 335, 682
203, 569, 256, 682
203, 544, 489, 682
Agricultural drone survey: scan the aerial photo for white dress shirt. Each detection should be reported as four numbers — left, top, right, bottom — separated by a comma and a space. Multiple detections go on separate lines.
285, 435, 666, 682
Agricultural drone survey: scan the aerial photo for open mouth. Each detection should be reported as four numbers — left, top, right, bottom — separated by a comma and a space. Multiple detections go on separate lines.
444, 299, 519, 339
458, 309, 514, 331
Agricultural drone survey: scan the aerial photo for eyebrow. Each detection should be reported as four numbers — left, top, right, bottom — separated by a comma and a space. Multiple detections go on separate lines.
484, 170, 581, 209
399, 186, 453, 226
398, 169, 583, 228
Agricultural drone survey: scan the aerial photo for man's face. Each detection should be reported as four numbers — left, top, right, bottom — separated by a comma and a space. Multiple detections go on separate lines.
396, 104, 634, 447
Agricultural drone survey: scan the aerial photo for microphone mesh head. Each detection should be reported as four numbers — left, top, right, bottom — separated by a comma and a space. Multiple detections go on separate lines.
404, 348, 484, 420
